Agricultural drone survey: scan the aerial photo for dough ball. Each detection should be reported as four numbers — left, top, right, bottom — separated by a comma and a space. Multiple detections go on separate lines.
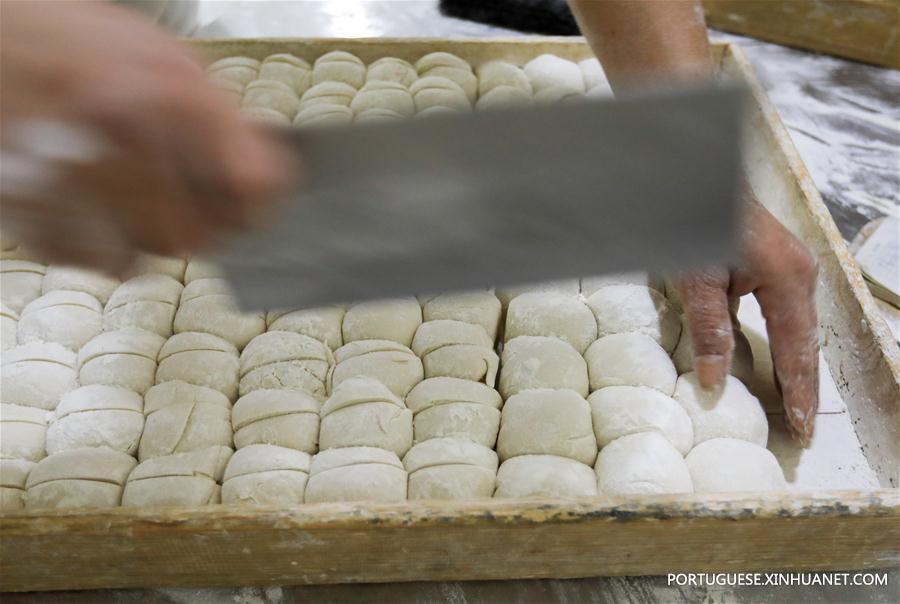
259, 53, 312, 95
505, 292, 596, 354
581, 272, 664, 296
312, 50, 366, 88
415, 51, 471, 73
594, 432, 693, 496
78, 328, 165, 394
213, 77, 245, 106
475, 85, 533, 110
0, 459, 34, 511
266, 305, 344, 352
42, 266, 119, 304
183, 258, 224, 284
586, 284, 680, 353
533, 87, 583, 105
242, 107, 292, 126
578, 58, 610, 92
405, 377, 503, 447
367, 57, 417, 87
523, 54, 585, 94
588, 386, 693, 454
156, 332, 240, 400
305, 446, 406, 503
411, 320, 498, 386
25, 447, 136, 509
130, 255, 186, 282
673, 372, 768, 447
104, 274, 183, 337
123, 446, 232, 507
686, 438, 786, 493
499, 336, 588, 399
404, 437, 498, 500
239, 331, 332, 399
495, 455, 597, 498
1, 260, 46, 313
292, 103, 354, 127
584, 333, 677, 395
498, 388, 597, 464
342, 297, 422, 347
410, 76, 471, 112
0, 403, 48, 461
477, 61, 532, 96
421, 290, 501, 340
586, 83, 614, 99
1, 342, 77, 410
207, 56, 260, 87
1, 302, 18, 351
298, 81, 357, 109
140, 380, 232, 461
494, 279, 580, 308
232, 389, 320, 452
46, 385, 143, 456
355, 108, 405, 123
349, 81, 415, 117
320, 377, 413, 456
174, 278, 265, 350
416, 62, 476, 103
671, 315, 755, 384
415, 106, 459, 118
331, 339, 424, 399
242, 79, 301, 118
17, 290, 102, 350
221, 444, 310, 505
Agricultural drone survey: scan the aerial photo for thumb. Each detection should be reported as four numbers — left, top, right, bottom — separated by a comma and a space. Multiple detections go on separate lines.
677, 269, 735, 388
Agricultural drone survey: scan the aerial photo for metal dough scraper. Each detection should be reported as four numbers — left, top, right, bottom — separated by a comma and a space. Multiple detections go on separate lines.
218, 85, 744, 310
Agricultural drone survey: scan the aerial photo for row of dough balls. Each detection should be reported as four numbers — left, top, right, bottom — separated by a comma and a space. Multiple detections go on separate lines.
206, 51, 613, 127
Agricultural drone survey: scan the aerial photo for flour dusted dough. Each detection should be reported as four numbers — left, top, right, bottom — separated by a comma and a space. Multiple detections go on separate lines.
686, 438, 785, 493
477, 61, 532, 96
523, 54, 585, 95
404, 437, 498, 500
78, 328, 164, 394
242, 107, 292, 126
581, 272, 664, 296
410, 77, 471, 112
671, 315, 755, 385
242, 79, 301, 118
533, 87, 583, 105
267, 305, 344, 351
299, 82, 357, 109
293, 103, 354, 127
123, 446, 232, 507
421, 290, 502, 340
2, 303, 18, 351
42, 266, 119, 304
586, 284, 680, 353
0, 459, 34, 510
305, 446, 407, 503
183, 258, 224, 284
0, 403, 48, 461
222, 444, 311, 504
411, 320, 498, 386
1, 342, 77, 410
239, 331, 332, 399
405, 377, 503, 447
355, 108, 405, 123
584, 333, 677, 395
505, 292, 596, 354
349, 81, 415, 117
495, 455, 597, 498
131, 255, 187, 282
17, 290, 102, 350
494, 279, 581, 308
415, 52, 477, 103
174, 278, 265, 350
1, 260, 46, 313
595, 432, 693, 496
499, 336, 588, 398
319, 377, 413, 456
104, 274, 182, 337
140, 380, 232, 461
331, 339, 424, 398
588, 386, 693, 455
578, 58, 612, 95
313, 51, 366, 89
207, 56, 260, 87
232, 389, 320, 452
366, 57, 417, 87
475, 85, 533, 110
259, 54, 312, 95
673, 372, 768, 447
25, 447, 136, 509
46, 385, 143, 455
156, 332, 240, 400
342, 297, 422, 347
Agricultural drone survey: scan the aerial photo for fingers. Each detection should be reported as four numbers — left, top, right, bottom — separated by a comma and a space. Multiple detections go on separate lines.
676, 267, 735, 388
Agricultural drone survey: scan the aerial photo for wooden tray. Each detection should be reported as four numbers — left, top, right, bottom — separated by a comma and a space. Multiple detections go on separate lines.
1, 38, 897, 592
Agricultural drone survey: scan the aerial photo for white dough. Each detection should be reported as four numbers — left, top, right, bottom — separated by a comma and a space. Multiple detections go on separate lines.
588, 386, 693, 454
410, 76, 471, 112
305, 446, 407, 503
586, 284, 681, 353
130, 255, 186, 282
477, 61, 532, 96
238, 331, 332, 399
342, 297, 422, 347
293, 103, 354, 127
232, 389, 320, 452
42, 266, 119, 304
0, 403, 49, 461
533, 87, 583, 105
25, 447, 136, 509
673, 372, 768, 447
174, 278, 265, 350
17, 290, 102, 350
46, 385, 143, 455
242, 107, 292, 126
578, 58, 611, 93
221, 444, 310, 504
207, 57, 260, 87
1, 260, 46, 313
580, 272, 664, 296
411, 320, 498, 386
584, 333, 678, 395
349, 81, 415, 117
367, 57, 417, 87
1, 342, 77, 410
494, 279, 581, 308
103, 274, 183, 337
319, 377, 413, 456
266, 305, 345, 351
298, 81, 357, 110
495, 455, 597, 498
404, 437, 498, 500
594, 432, 693, 496
505, 292, 596, 354
0, 459, 34, 510
242, 79, 301, 118
405, 377, 503, 447
259, 53, 312, 95
331, 339, 424, 398
420, 290, 501, 340
156, 332, 240, 400
686, 438, 786, 493
78, 328, 164, 394
523, 54, 585, 95
475, 85, 533, 110
354, 108, 405, 123
499, 336, 589, 399
214, 77, 245, 106
123, 446, 232, 507
415, 52, 477, 103
312, 50, 366, 88
1, 302, 18, 351
183, 258, 224, 284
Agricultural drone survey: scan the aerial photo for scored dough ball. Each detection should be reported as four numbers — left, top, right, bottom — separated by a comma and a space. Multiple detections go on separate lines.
499, 336, 588, 399
312, 50, 366, 88
221, 444, 311, 505
242, 106, 292, 126
239, 331, 332, 400
25, 447, 136, 509
404, 437, 498, 500
17, 290, 102, 350
331, 339, 424, 399
207, 56, 260, 87
130, 255, 186, 282
42, 266, 119, 304
319, 377, 413, 456
1, 303, 18, 351
259, 53, 312, 95
305, 446, 406, 504
406, 377, 503, 447
103, 274, 183, 337
586, 284, 680, 353
174, 278, 265, 350
1, 260, 46, 313
0, 403, 49, 461
420, 290, 501, 341
292, 103, 354, 127
298, 81, 357, 109
1, 342, 77, 410
349, 81, 415, 117
410, 76, 471, 112
477, 61, 532, 96
232, 389, 320, 452
495, 455, 597, 498
673, 372, 768, 447
411, 320, 498, 386
123, 446, 232, 507
140, 381, 232, 461
523, 54, 585, 95
183, 258, 224, 284
686, 438, 786, 493
266, 305, 344, 352
505, 292, 596, 354
46, 385, 143, 456
366, 57, 417, 87
588, 386, 693, 454
475, 85, 533, 110
578, 58, 612, 94
595, 432, 693, 496
78, 328, 164, 394
415, 52, 477, 103
497, 389, 597, 465
581, 272, 664, 296
242, 79, 301, 119
0, 459, 34, 511
156, 332, 239, 400
355, 108, 405, 123
671, 315, 756, 385
584, 333, 677, 395
494, 279, 580, 308
342, 297, 422, 347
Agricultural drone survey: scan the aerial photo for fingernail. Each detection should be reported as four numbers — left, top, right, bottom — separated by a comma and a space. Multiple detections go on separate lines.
695, 354, 727, 389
